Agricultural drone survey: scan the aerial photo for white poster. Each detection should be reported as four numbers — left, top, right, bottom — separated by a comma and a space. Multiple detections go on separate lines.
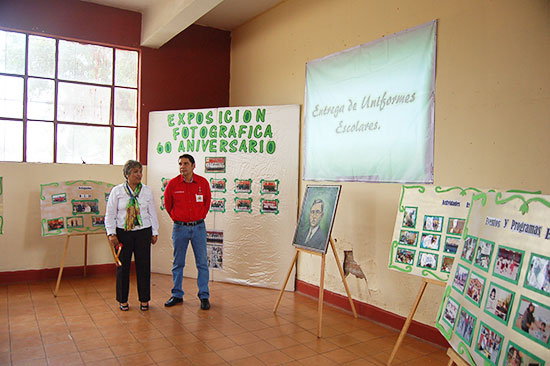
304, 21, 436, 183
148, 105, 300, 290
436, 191, 550, 366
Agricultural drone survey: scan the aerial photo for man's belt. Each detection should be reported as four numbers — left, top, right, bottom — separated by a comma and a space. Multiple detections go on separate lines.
174, 219, 204, 226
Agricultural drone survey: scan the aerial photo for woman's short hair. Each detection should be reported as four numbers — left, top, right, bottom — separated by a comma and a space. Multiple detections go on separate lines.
123, 160, 142, 178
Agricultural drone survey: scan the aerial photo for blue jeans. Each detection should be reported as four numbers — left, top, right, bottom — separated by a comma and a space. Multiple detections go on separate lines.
171, 222, 209, 299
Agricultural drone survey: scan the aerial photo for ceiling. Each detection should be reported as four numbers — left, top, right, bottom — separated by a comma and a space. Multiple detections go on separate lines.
81, 0, 284, 48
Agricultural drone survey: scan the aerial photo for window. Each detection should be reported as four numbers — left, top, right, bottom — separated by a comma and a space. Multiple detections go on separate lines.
0, 29, 139, 164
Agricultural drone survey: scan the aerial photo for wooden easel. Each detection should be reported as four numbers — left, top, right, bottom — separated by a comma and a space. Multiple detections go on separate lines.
273, 236, 358, 337
53, 232, 118, 296
387, 277, 445, 365
446, 347, 470, 366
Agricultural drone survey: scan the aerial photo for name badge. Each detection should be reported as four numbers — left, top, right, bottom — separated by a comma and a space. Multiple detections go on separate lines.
196, 194, 203, 202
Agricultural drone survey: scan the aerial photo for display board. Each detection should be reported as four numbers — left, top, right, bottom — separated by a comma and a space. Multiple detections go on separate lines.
148, 105, 300, 290
389, 185, 483, 282
436, 191, 550, 366
303, 20, 436, 183
39, 180, 114, 236
0, 177, 3, 234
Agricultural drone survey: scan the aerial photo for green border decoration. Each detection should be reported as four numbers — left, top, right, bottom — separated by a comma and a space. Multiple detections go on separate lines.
260, 198, 279, 214
473, 238, 495, 273
492, 244, 525, 285
160, 195, 165, 211
435, 286, 454, 340
260, 179, 279, 195
210, 178, 227, 193
483, 281, 515, 326
455, 307, 477, 347
205, 156, 226, 173
51, 193, 67, 205
161, 177, 169, 192
464, 270, 486, 308
398, 229, 419, 247
40, 182, 59, 200
512, 295, 550, 348
234, 197, 252, 213
523, 252, 550, 298
452, 264, 470, 295
71, 199, 100, 215
420, 233, 441, 251
210, 198, 226, 213
422, 214, 444, 233
234, 178, 252, 194
505, 340, 546, 366
474, 321, 505, 366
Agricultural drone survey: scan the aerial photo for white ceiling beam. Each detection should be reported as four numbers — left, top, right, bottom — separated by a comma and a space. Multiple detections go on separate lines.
140, 0, 224, 48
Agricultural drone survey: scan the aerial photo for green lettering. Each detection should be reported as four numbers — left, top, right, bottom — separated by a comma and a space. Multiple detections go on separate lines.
219, 139, 228, 152
256, 108, 266, 122
266, 140, 276, 154
243, 109, 252, 123
165, 141, 172, 153
201, 139, 209, 151
196, 112, 203, 124
209, 140, 217, 152
178, 140, 185, 152
228, 125, 237, 138
172, 127, 180, 140
188, 112, 195, 124
219, 125, 227, 138
249, 140, 257, 153
224, 110, 232, 123
209, 125, 217, 138
178, 113, 185, 125
264, 124, 273, 138
229, 140, 238, 152
167, 114, 175, 127
199, 127, 207, 138
253, 125, 262, 138
182, 127, 189, 139
206, 110, 214, 124
156, 142, 163, 154
190, 126, 198, 138
238, 125, 247, 138
238, 140, 247, 152
187, 140, 195, 152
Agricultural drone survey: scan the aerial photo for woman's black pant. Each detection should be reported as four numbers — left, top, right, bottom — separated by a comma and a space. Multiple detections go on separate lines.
115, 227, 152, 303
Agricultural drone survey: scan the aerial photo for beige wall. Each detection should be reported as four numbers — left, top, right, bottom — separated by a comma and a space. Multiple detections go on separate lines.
0, 163, 140, 271
229, 0, 550, 325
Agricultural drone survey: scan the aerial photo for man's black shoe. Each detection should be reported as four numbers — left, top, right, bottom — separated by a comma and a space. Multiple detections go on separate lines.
164, 297, 183, 307
200, 298, 210, 310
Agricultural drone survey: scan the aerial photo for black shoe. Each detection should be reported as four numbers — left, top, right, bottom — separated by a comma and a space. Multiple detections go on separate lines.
164, 296, 183, 307
200, 298, 210, 310
119, 303, 129, 311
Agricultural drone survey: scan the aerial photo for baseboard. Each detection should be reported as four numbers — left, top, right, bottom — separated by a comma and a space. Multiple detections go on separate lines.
0, 263, 117, 284
295, 279, 447, 347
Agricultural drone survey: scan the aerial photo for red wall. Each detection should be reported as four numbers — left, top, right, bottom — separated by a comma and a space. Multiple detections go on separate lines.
0, 0, 231, 164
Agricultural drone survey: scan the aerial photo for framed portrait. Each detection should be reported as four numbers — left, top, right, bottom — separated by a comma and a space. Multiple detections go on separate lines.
444, 236, 460, 254
493, 245, 524, 285
210, 198, 226, 213
473, 239, 495, 272
396, 247, 416, 265
455, 307, 477, 346
420, 233, 441, 251
234, 197, 252, 213
465, 271, 486, 307
524, 253, 550, 297
453, 264, 470, 294
398, 229, 419, 246
484, 282, 514, 325
234, 178, 252, 194
441, 256, 454, 273
51, 193, 67, 204
260, 198, 279, 214
205, 157, 226, 173
475, 322, 504, 365
446, 217, 465, 235
417, 251, 438, 269
512, 296, 550, 347
292, 185, 341, 254
461, 235, 478, 264
260, 179, 279, 195
402, 206, 417, 228
210, 178, 227, 193
423, 214, 443, 232
442, 296, 460, 329
504, 341, 545, 366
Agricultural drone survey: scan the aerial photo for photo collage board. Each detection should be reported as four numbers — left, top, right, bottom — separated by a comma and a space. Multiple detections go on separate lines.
389, 185, 482, 282
39, 180, 115, 236
436, 191, 550, 366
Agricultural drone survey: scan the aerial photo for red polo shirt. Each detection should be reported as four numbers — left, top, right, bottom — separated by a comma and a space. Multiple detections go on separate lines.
164, 173, 211, 222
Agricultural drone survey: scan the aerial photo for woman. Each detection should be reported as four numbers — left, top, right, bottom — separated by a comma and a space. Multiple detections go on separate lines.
105, 160, 159, 311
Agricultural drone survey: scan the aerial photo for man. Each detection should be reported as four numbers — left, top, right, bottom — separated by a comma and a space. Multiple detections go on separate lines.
297, 199, 327, 250
164, 154, 212, 310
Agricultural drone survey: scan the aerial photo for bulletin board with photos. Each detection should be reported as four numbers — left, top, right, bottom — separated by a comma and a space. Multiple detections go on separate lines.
436, 191, 550, 366
39, 180, 115, 236
389, 185, 480, 281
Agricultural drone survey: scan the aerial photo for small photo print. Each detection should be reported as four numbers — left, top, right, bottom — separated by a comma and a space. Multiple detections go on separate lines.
91, 215, 105, 227
484, 282, 514, 325
210, 198, 226, 213
513, 296, 550, 346
52, 193, 67, 204
398, 230, 418, 246
207, 244, 223, 269
260, 199, 279, 214
66, 216, 84, 228
235, 197, 252, 213
455, 307, 476, 346
210, 178, 227, 193
466, 271, 486, 307
446, 218, 465, 235
444, 237, 460, 254
260, 179, 279, 195
476, 323, 503, 365
441, 256, 454, 273
474, 239, 495, 272
504, 341, 545, 366
72, 199, 99, 214
402, 207, 417, 228
420, 233, 441, 251
453, 264, 470, 294
234, 179, 252, 194
417, 251, 438, 269
395, 248, 415, 265
47, 217, 64, 231
206, 230, 224, 244
524, 253, 550, 297
442, 296, 460, 329
205, 157, 226, 173
494, 246, 524, 284
461, 235, 478, 263
423, 215, 443, 232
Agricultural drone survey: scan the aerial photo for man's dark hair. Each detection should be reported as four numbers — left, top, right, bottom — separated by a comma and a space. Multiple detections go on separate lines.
179, 154, 195, 164
311, 199, 324, 212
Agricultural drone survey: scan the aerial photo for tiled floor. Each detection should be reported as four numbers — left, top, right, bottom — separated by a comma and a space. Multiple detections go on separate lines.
0, 273, 450, 365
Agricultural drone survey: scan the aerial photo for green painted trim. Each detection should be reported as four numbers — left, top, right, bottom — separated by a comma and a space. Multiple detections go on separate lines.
0, 176, 3, 195
40, 182, 59, 200
422, 268, 448, 282
398, 185, 426, 212
65, 180, 103, 186
388, 241, 413, 273
457, 341, 475, 365
0, 216, 3, 235
435, 286, 453, 340
434, 186, 482, 196
494, 192, 550, 214
67, 227, 104, 233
